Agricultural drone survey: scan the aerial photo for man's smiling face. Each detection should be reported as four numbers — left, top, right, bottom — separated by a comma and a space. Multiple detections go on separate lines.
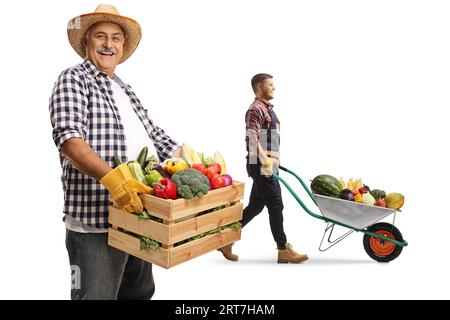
84, 22, 125, 77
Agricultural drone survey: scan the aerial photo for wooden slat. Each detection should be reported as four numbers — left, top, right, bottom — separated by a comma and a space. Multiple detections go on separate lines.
140, 181, 244, 221
109, 206, 170, 244
169, 228, 241, 268
169, 202, 243, 244
108, 228, 169, 268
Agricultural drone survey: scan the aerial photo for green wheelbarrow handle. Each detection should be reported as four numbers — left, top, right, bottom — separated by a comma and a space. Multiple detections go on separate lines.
273, 166, 324, 221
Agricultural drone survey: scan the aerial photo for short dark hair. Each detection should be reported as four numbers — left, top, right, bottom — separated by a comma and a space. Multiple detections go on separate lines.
251, 73, 273, 93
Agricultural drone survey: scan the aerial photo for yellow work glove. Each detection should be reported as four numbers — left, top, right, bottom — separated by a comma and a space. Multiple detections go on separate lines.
260, 157, 274, 177
100, 163, 152, 213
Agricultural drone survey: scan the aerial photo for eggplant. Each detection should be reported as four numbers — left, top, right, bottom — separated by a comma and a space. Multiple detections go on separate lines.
339, 189, 354, 201
153, 164, 171, 179
144, 156, 170, 179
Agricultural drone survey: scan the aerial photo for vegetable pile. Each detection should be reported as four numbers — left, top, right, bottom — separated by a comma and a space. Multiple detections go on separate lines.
115, 143, 235, 201
311, 174, 405, 210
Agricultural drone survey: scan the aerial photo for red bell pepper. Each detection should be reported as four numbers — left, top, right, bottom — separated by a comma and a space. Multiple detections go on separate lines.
153, 178, 177, 199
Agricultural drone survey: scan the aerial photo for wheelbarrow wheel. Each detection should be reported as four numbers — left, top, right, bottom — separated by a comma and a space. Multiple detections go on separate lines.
363, 222, 403, 262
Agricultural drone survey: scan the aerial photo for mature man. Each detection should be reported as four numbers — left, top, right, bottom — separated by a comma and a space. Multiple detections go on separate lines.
218, 74, 309, 264
49, 5, 181, 299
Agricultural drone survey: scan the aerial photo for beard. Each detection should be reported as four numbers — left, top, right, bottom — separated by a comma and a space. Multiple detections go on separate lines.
264, 91, 274, 100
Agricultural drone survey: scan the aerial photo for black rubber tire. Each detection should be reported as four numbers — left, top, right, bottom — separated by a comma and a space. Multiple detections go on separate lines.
363, 222, 403, 262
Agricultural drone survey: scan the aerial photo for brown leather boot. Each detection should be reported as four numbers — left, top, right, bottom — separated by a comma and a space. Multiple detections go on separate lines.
277, 243, 309, 263
217, 243, 238, 261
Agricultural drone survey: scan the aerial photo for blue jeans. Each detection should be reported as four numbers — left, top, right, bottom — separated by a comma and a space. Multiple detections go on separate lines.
65, 229, 155, 300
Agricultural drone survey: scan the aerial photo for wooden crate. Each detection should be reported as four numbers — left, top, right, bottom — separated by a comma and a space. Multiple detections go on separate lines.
108, 181, 244, 269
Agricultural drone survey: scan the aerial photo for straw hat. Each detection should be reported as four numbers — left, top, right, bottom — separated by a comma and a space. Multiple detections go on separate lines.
67, 4, 142, 64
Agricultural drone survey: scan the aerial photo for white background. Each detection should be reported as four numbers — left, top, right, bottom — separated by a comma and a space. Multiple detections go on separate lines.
0, 0, 449, 299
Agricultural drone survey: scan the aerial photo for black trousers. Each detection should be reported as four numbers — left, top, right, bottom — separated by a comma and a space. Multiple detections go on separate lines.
241, 164, 287, 250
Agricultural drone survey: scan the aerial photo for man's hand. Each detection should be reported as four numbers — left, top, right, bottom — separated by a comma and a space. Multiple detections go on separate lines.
100, 163, 152, 213
261, 157, 274, 178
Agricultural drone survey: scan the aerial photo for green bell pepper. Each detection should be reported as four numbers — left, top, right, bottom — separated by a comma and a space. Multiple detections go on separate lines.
145, 170, 163, 186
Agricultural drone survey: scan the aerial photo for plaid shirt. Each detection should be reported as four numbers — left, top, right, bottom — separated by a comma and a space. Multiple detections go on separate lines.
245, 99, 280, 173
49, 59, 179, 229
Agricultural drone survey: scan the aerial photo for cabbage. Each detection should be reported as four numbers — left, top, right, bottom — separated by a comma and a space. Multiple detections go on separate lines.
362, 193, 376, 205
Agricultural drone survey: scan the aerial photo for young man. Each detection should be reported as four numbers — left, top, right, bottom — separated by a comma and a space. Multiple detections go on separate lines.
218, 73, 308, 264
49, 5, 182, 299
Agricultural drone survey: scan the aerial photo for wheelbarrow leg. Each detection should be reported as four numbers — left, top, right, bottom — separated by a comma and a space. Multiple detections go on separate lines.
319, 222, 355, 252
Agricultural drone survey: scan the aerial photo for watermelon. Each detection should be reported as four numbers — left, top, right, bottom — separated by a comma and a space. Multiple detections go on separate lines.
311, 174, 342, 198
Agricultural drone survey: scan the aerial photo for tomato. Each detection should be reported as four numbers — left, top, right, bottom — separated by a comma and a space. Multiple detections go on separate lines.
210, 174, 225, 189
191, 163, 206, 175
206, 166, 218, 180
208, 162, 221, 175
374, 199, 386, 207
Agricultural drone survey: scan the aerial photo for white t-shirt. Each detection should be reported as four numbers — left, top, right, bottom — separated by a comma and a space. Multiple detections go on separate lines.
109, 78, 158, 161
65, 77, 157, 233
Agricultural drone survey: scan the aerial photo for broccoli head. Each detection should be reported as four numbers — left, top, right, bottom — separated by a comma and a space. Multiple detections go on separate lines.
171, 169, 210, 199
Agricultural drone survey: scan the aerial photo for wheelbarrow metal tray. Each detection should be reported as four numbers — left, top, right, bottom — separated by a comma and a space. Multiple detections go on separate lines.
313, 194, 396, 229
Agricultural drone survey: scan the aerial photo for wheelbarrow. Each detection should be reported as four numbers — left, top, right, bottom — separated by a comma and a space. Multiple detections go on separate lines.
273, 166, 408, 262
